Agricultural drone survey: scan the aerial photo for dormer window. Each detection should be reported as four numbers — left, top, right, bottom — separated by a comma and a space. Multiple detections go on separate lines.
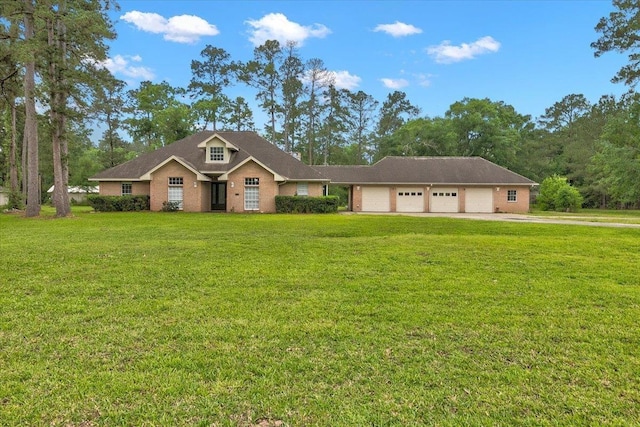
210, 146, 224, 162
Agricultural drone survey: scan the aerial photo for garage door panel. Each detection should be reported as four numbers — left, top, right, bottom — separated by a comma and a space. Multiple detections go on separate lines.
430, 187, 459, 213
362, 187, 390, 212
397, 187, 424, 212
465, 188, 493, 213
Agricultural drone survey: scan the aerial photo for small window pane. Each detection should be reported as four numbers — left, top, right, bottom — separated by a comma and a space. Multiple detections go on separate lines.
452, 192, 457, 197
121, 183, 132, 195
169, 177, 183, 186
297, 182, 308, 196
433, 193, 438, 197
507, 190, 517, 202
210, 146, 224, 161
245, 177, 259, 186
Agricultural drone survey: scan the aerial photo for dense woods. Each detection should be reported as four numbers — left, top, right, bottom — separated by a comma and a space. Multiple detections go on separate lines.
1, 0, 639, 215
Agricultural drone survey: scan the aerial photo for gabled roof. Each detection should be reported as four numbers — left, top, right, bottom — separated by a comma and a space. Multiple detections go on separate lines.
314, 157, 537, 185
90, 131, 327, 182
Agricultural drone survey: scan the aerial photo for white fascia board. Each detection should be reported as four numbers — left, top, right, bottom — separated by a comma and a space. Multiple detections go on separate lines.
218, 157, 285, 182
140, 156, 212, 181
88, 178, 145, 182
196, 133, 239, 150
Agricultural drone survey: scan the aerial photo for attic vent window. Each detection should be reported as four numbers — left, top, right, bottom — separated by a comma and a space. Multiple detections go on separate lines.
210, 146, 224, 161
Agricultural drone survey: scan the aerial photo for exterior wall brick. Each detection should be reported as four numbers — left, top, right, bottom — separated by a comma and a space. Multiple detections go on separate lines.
352, 185, 363, 212
494, 186, 531, 213
278, 182, 324, 197
226, 161, 279, 213
99, 181, 150, 196
390, 187, 397, 212
149, 161, 201, 212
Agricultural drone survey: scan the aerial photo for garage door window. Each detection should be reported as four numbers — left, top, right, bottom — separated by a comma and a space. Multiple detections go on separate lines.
507, 190, 517, 202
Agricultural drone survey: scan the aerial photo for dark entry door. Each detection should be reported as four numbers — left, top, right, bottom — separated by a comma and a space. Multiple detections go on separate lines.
211, 183, 226, 211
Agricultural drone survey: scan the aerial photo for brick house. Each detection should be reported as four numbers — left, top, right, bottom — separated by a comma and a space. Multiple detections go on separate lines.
90, 131, 328, 213
91, 131, 536, 214
314, 157, 536, 214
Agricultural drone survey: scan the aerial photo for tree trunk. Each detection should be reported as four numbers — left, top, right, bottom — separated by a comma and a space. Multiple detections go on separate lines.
49, 9, 71, 217
23, 0, 40, 217
9, 99, 19, 196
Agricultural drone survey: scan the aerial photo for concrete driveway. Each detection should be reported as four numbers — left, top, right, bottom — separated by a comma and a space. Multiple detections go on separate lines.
351, 212, 640, 228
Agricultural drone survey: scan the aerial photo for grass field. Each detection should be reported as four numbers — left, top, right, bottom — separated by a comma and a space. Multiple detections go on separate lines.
1, 209, 639, 426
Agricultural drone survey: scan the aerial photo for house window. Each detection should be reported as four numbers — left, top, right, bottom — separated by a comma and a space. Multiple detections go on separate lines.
168, 177, 183, 210
121, 182, 132, 196
244, 177, 259, 210
210, 146, 224, 162
507, 189, 517, 202
297, 182, 308, 196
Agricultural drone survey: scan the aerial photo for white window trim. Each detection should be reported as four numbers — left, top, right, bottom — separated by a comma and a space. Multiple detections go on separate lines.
168, 177, 184, 210
507, 189, 517, 202
297, 182, 308, 196
209, 146, 224, 162
244, 177, 259, 211
121, 182, 132, 196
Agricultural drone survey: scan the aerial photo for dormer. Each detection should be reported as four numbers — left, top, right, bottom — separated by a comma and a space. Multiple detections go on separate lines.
197, 134, 238, 164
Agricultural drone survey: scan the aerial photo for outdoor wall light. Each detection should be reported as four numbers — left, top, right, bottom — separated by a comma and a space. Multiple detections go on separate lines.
193, 182, 197, 187
231, 182, 235, 188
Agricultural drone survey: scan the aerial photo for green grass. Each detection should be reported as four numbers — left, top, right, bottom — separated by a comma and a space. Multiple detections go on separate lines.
1, 209, 639, 426
529, 208, 640, 224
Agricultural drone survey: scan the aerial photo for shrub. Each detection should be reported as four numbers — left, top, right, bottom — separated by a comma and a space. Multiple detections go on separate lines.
161, 201, 180, 212
275, 195, 339, 213
87, 195, 150, 212
537, 175, 583, 212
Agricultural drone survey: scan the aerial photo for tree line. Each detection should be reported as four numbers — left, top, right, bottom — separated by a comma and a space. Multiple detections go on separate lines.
1, 0, 638, 216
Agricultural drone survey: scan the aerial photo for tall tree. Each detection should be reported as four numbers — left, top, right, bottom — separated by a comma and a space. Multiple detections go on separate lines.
125, 81, 193, 149
221, 96, 255, 132
592, 0, 640, 88
189, 45, 235, 131
279, 41, 304, 152
591, 92, 640, 207
302, 58, 334, 164
90, 70, 129, 168
445, 97, 532, 170
30, 0, 116, 216
373, 91, 421, 161
22, 0, 40, 217
238, 40, 282, 143
0, 15, 22, 207
346, 90, 378, 164
317, 85, 350, 165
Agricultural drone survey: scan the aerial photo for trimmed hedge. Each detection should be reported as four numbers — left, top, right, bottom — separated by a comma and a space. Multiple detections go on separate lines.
87, 195, 150, 212
275, 195, 339, 213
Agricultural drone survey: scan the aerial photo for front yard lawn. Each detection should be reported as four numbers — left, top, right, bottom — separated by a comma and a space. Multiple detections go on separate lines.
1, 210, 638, 426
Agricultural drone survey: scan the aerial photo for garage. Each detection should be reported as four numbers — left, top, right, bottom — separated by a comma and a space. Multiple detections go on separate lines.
396, 187, 424, 212
465, 188, 494, 213
430, 187, 459, 212
361, 186, 390, 212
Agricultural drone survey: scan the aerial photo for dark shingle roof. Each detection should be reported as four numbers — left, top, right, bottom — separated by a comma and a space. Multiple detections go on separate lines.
314, 157, 536, 185
91, 131, 326, 181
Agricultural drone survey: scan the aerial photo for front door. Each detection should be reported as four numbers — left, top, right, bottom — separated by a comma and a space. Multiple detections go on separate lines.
211, 182, 226, 211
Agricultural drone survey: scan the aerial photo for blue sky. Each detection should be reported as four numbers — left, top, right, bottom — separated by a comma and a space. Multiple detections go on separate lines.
104, 0, 628, 125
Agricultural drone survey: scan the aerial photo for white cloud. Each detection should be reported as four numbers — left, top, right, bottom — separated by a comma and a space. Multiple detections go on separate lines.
100, 54, 155, 80
246, 13, 330, 47
330, 70, 361, 90
374, 21, 422, 37
381, 78, 409, 89
121, 11, 219, 44
416, 73, 433, 87
427, 36, 501, 64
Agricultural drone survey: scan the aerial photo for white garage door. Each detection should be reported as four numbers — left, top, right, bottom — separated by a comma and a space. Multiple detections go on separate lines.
396, 187, 424, 212
430, 187, 459, 213
465, 188, 494, 213
362, 186, 390, 212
